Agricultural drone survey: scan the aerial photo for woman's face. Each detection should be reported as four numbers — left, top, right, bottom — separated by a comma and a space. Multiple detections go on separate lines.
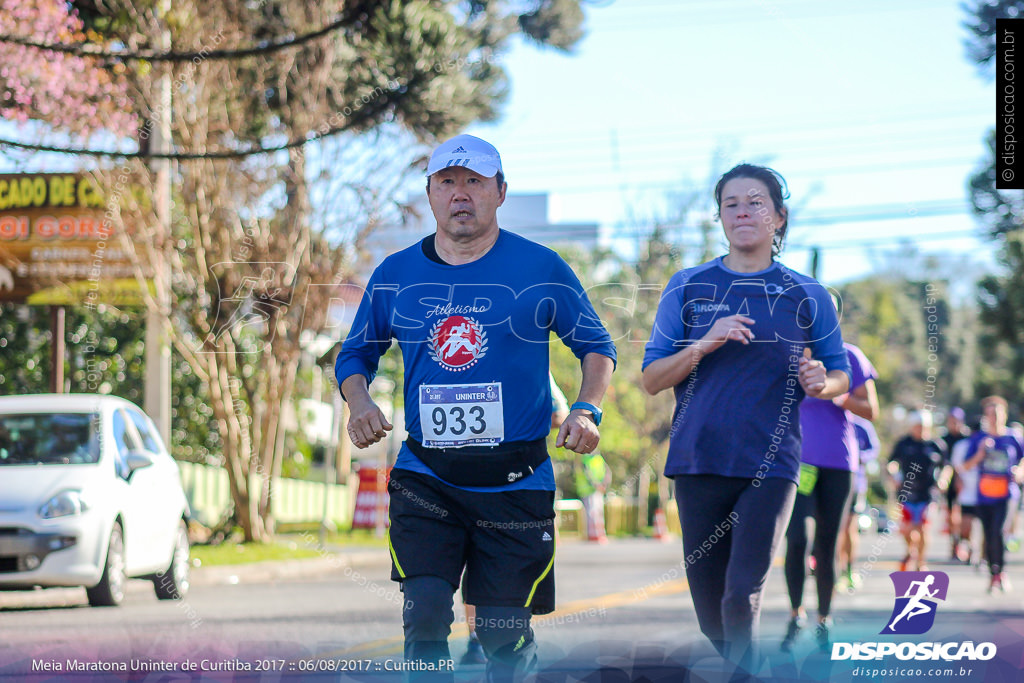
718, 177, 784, 255
983, 401, 1007, 431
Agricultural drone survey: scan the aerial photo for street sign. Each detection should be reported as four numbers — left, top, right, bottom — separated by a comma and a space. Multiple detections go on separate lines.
0, 173, 150, 305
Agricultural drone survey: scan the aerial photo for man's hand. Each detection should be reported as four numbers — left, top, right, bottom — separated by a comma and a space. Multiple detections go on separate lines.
341, 375, 393, 449
799, 347, 829, 398
347, 398, 392, 448
556, 410, 600, 454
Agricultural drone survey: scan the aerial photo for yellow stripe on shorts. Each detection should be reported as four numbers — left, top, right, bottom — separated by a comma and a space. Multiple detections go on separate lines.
524, 544, 555, 608
388, 531, 406, 579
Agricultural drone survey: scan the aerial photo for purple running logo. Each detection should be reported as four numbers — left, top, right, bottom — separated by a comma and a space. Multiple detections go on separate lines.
881, 571, 949, 635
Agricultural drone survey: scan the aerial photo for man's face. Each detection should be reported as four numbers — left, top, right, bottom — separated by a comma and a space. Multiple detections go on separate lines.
427, 166, 506, 242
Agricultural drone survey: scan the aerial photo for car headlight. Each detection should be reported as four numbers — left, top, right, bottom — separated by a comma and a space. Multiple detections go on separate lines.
39, 490, 89, 519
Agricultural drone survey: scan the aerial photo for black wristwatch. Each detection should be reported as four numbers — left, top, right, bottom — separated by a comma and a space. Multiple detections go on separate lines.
570, 401, 603, 426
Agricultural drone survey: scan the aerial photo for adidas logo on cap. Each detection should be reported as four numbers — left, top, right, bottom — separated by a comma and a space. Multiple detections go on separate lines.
426, 134, 503, 178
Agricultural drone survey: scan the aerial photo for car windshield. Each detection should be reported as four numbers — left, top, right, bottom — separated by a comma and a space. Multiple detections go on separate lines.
0, 413, 101, 466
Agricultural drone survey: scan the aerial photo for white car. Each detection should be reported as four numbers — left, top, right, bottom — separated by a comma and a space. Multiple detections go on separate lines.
0, 394, 190, 606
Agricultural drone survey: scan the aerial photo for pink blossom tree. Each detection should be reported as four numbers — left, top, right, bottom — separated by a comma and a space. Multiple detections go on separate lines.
0, 0, 136, 136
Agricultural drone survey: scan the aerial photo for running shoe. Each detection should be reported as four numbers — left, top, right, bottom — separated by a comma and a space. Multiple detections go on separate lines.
459, 636, 487, 666
898, 555, 910, 572
987, 574, 1003, 594
815, 619, 832, 654
956, 543, 972, 564
780, 615, 805, 653
836, 570, 862, 593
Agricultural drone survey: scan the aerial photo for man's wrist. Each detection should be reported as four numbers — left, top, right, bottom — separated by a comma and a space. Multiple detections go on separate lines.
570, 401, 603, 426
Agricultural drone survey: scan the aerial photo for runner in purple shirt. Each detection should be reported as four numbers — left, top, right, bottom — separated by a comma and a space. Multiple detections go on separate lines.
961, 396, 1024, 592
781, 342, 879, 653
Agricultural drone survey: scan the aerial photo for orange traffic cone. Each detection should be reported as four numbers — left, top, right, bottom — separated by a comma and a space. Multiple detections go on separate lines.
653, 507, 671, 542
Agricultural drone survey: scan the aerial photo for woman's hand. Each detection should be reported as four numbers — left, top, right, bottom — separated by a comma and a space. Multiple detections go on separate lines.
698, 314, 756, 354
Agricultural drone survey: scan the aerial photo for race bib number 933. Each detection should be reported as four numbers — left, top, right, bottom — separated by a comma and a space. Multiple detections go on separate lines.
419, 383, 504, 448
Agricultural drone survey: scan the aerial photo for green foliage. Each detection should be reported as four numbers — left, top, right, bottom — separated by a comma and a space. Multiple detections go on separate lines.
963, 1, 1024, 408
519, 0, 585, 51
962, 0, 1024, 71
835, 275, 981, 446
552, 229, 682, 501
975, 232, 1024, 400
6, 0, 590, 541
0, 302, 219, 464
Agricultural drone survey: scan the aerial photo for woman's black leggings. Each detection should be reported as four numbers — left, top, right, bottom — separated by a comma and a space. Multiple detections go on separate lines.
783, 466, 853, 617
976, 499, 1010, 576
675, 475, 796, 670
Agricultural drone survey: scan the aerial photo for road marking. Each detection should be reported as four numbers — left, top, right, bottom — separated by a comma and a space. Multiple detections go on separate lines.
326, 577, 692, 660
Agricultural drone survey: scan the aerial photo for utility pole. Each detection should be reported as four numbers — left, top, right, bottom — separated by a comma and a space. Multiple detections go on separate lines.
144, 0, 172, 443
49, 306, 65, 393
810, 246, 821, 281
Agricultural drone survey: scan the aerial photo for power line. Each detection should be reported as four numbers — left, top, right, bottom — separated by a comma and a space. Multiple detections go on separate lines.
0, 15, 351, 62
502, 155, 983, 196
494, 107, 988, 152
602, 200, 974, 236
788, 230, 985, 250
0, 127, 346, 160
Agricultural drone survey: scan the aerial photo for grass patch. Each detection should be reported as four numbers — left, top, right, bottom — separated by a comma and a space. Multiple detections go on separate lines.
190, 529, 390, 567
191, 540, 322, 567
323, 528, 389, 547
271, 525, 391, 548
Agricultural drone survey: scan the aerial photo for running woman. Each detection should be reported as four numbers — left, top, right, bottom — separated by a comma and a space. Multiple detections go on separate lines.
961, 396, 1024, 592
781, 341, 879, 653
642, 164, 850, 672
336, 134, 616, 683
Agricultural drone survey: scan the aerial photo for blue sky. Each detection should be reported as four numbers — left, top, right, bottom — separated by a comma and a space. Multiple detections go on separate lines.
458, 0, 997, 286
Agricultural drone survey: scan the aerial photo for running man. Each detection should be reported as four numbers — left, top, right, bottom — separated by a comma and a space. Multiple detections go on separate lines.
887, 410, 945, 572
336, 134, 616, 682
837, 415, 881, 591
942, 407, 970, 560
460, 372, 570, 667
888, 574, 940, 631
951, 417, 983, 566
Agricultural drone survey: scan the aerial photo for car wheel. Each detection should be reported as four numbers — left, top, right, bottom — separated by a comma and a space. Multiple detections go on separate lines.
86, 523, 126, 607
153, 520, 190, 600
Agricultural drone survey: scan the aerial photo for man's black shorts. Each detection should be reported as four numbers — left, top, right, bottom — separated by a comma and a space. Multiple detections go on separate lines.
387, 468, 556, 615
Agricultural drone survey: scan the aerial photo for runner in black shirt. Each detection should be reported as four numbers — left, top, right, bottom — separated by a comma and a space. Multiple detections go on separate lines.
888, 410, 945, 571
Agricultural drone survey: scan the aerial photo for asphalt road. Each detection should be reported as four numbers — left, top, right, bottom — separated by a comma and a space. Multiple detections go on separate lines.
2, 527, 1024, 682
